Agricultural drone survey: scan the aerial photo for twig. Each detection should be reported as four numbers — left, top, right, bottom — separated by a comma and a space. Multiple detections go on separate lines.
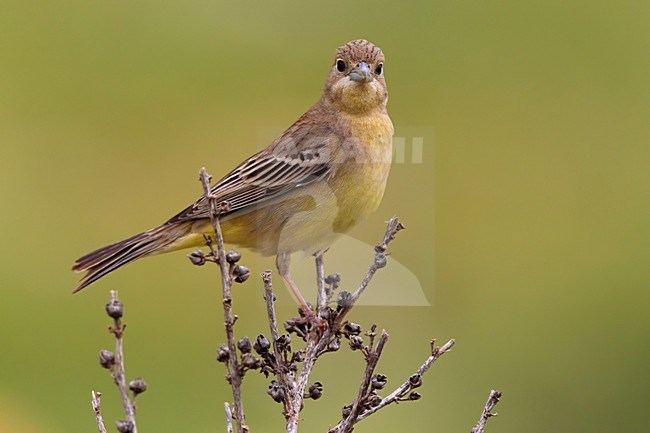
315, 253, 327, 317
471, 390, 502, 433
199, 167, 246, 433
262, 270, 294, 417
328, 339, 455, 432
107, 290, 138, 433
337, 331, 389, 433
285, 342, 315, 433
91, 391, 107, 433
225, 402, 233, 433
351, 216, 403, 299
336, 216, 404, 324
309, 216, 405, 361
357, 339, 455, 422
285, 217, 405, 433
262, 271, 282, 359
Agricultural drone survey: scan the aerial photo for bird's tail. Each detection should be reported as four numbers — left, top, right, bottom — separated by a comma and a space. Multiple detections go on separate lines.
72, 222, 192, 293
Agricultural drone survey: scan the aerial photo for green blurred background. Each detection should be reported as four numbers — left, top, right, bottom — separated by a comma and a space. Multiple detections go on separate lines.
1, 1, 648, 432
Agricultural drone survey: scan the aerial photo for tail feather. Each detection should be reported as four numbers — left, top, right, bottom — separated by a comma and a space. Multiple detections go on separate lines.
72, 224, 186, 293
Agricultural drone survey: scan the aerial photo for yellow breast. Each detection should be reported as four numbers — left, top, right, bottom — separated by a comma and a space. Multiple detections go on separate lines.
329, 111, 394, 233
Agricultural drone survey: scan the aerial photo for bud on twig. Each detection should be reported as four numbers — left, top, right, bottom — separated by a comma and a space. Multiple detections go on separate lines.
337, 291, 353, 308
367, 392, 382, 407
237, 336, 252, 353
216, 344, 230, 362
187, 250, 206, 266
327, 337, 341, 352
268, 380, 285, 403
276, 334, 291, 352
105, 298, 123, 319
307, 382, 323, 400
343, 322, 362, 336
115, 420, 134, 433
99, 350, 115, 369
254, 335, 270, 355
291, 351, 304, 363
408, 373, 423, 388
284, 318, 308, 339
129, 377, 147, 395
226, 250, 241, 264
241, 353, 262, 369
408, 391, 421, 401
349, 335, 364, 350
324, 273, 341, 286
371, 374, 388, 390
233, 265, 250, 283
320, 306, 333, 320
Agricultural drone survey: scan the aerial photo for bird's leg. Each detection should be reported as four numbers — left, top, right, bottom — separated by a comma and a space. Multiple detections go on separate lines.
276, 252, 312, 316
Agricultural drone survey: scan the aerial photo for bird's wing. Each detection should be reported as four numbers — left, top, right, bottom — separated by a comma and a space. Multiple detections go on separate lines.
167, 122, 336, 223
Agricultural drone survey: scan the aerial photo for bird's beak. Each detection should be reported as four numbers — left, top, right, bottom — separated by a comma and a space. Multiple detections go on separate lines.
349, 62, 373, 83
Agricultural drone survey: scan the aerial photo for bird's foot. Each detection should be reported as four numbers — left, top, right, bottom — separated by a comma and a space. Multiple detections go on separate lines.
298, 305, 329, 331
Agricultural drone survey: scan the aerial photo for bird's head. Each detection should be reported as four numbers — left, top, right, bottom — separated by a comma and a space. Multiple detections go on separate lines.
323, 39, 387, 114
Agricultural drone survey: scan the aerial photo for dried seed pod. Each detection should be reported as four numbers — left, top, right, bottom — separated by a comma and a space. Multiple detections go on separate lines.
343, 322, 362, 336
233, 265, 250, 283
349, 335, 364, 350
241, 353, 261, 370
267, 380, 285, 402
129, 377, 147, 395
371, 374, 387, 390
324, 273, 341, 285
276, 334, 291, 351
187, 250, 206, 266
237, 336, 252, 353
225, 250, 241, 264
105, 299, 123, 319
115, 420, 134, 433
254, 335, 270, 355
408, 373, 423, 388
307, 382, 323, 400
216, 344, 230, 362
291, 351, 305, 363
367, 392, 382, 407
337, 291, 353, 308
284, 318, 308, 339
320, 306, 333, 320
99, 350, 115, 369
408, 391, 421, 401
327, 337, 341, 352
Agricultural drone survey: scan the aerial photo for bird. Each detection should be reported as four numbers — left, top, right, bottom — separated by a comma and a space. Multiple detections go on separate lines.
72, 39, 393, 313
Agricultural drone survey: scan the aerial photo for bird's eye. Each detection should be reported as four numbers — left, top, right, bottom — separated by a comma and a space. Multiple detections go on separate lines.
375, 63, 383, 75
336, 59, 346, 72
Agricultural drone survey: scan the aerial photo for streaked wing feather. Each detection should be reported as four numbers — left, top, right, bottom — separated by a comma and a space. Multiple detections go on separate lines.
167, 129, 334, 224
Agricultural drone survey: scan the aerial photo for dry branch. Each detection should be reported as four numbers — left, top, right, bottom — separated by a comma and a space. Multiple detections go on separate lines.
225, 402, 234, 433
108, 291, 137, 432
85, 170, 501, 433
471, 389, 502, 433
199, 167, 247, 433
90, 291, 148, 433
91, 391, 107, 433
